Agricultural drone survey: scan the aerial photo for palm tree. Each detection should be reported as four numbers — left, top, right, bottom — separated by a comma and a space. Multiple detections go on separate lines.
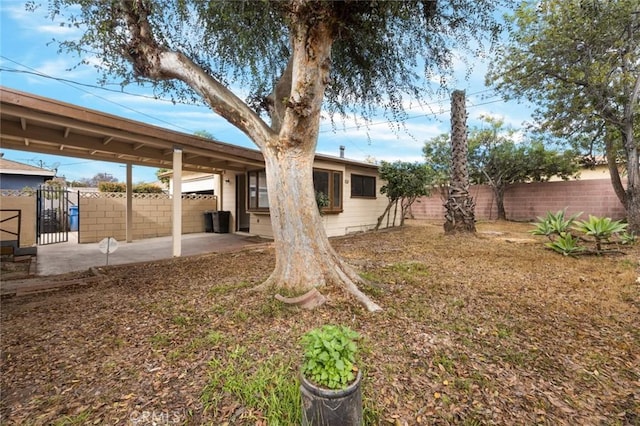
444, 90, 476, 234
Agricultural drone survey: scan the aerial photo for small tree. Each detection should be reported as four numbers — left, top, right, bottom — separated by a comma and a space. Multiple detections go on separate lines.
155, 168, 170, 186
468, 117, 579, 220
376, 161, 432, 230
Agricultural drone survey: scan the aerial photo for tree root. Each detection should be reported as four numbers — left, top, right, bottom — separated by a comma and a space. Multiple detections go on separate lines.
334, 260, 382, 312
275, 289, 326, 309
251, 257, 382, 312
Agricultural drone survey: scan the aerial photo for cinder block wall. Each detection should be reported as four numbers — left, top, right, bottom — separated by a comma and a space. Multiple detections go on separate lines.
0, 193, 37, 247
78, 193, 216, 243
411, 179, 626, 222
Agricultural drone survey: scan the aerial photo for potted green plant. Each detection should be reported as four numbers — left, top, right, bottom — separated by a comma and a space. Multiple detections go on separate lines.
315, 190, 330, 215
300, 324, 363, 426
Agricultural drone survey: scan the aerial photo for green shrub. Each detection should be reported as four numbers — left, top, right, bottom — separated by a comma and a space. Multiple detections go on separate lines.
301, 325, 360, 390
98, 182, 165, 193
134, 183, 164, 193
99, 182, 126, 192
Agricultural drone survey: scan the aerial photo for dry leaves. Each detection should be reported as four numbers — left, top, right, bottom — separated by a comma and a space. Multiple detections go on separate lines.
1, 220, 639, 425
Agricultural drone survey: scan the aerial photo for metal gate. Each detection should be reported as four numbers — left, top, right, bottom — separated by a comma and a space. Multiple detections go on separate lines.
36, 185, 69, 245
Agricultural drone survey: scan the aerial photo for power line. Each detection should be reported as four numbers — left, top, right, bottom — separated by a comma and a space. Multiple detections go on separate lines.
319, 96, 505, 135
0, 57, 204, 134
1, 55, 510, 160
2, 56, 506, 135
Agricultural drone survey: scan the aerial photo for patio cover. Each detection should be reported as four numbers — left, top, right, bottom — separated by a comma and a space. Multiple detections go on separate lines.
0, 86, 264, 254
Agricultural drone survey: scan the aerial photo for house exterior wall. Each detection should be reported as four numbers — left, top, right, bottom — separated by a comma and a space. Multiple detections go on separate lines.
411, 179, 625, 222
0, 174, 51, 190
78, 193, 217, 243
249, 213, 274, 238
243, 161, 389, 238
0, 191, 36, 247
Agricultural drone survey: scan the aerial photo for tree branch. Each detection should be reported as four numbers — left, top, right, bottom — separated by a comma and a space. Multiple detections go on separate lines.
119, 0, 274, 148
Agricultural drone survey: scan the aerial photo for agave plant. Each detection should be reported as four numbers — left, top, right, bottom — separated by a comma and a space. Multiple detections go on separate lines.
545, 232, 585, 256
620, 231, 637, 245
573, 215, 627, 253
531, 209, 583, 240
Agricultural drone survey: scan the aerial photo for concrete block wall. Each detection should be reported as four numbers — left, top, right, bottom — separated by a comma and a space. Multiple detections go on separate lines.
411, 179, 626, 222
78, 193, 216, 243
0, 192, 36, 247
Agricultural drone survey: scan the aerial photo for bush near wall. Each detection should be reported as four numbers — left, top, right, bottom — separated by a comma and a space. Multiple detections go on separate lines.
98, 182, 164, 193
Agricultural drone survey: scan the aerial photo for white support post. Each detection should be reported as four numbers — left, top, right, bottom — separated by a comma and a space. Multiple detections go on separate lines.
172, 147, 183, 257
126, 163, 133, 243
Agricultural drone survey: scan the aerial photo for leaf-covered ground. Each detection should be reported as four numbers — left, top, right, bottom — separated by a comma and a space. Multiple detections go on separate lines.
1, 220, 639, 425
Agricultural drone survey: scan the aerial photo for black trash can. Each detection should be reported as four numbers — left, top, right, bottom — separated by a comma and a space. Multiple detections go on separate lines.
212, 211, 230, 233
203, 211, 214, 233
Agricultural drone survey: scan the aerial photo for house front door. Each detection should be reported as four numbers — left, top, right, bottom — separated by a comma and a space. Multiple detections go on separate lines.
236, 174, 250, 232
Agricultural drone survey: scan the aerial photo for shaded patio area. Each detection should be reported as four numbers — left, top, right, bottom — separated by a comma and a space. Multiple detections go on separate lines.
0, 232, 270, 296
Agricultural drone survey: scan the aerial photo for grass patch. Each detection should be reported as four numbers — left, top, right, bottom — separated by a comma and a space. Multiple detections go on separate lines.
201, 345, 300, 424
149, 332, 172, 348
171, 314, 191, 327
52, 409, 91, 425
433, 353, 456, 374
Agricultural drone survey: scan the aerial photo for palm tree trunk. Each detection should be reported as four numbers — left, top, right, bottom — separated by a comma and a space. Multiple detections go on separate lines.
444, 90, 476, 234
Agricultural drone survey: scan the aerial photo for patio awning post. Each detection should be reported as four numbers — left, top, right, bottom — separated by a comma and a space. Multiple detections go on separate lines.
172, 147, 183, 257
126, 163, 133, 243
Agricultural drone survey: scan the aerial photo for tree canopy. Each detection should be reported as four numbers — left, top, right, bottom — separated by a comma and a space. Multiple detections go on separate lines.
76, 172, 118, 187
43, 0, 504, 126
486, 0, 640, 229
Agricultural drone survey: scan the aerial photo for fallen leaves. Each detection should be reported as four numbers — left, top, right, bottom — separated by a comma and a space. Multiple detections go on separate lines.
1, 220, 639, 425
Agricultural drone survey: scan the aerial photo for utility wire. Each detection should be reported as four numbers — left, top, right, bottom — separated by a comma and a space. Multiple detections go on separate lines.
0, 58, 202, 134
2, 56, 511, 159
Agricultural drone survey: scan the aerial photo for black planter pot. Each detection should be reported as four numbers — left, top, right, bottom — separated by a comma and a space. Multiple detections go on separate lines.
300, 370, 363, 426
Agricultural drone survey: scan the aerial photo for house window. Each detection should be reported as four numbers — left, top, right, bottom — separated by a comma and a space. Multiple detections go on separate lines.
248, 170, 269, 210
247, 168, 343, 213
351, 174, 376, 198
313, 169, 343, 213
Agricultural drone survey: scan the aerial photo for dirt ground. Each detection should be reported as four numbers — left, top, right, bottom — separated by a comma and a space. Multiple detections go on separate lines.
1, 220, 638, 425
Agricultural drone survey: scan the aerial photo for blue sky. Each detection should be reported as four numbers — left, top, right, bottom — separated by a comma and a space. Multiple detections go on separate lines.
0, 1, 534, 184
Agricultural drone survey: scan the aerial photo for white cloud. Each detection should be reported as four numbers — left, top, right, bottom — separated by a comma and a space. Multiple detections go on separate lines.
34, 23, 78, 36
1, 3, 31, 21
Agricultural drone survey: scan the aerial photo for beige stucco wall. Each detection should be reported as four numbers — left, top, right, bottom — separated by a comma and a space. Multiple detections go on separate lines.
244, 162, 388, 238
0, 193, 36, 247
78, 193, 217, 243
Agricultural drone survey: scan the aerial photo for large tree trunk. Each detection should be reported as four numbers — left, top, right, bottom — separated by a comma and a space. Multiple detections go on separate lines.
444, 90, 476, 234
258, 149, 380, 312
118, 0, 381, 311
254, 6, 381, 311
